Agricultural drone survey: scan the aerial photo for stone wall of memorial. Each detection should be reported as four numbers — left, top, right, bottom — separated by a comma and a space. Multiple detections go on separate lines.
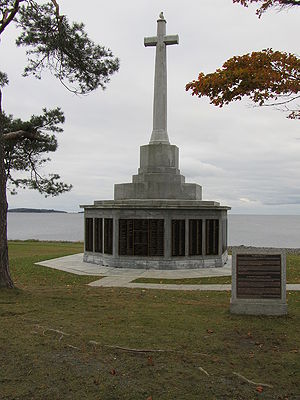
83, 207, 228, 269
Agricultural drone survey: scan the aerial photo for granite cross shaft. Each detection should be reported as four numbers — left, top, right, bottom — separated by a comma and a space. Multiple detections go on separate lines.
144, 13, 179, 144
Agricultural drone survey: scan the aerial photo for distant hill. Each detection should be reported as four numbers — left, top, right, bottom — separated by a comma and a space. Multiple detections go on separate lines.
8, 208, 67, 213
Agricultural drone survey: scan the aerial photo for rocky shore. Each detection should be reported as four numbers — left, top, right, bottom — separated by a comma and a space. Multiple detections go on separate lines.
229, 245, 300, 255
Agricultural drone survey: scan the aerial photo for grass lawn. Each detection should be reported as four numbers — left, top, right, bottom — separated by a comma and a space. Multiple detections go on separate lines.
133, 275, 232, 285
133, 254, 300, 285
0, 241, 300, 399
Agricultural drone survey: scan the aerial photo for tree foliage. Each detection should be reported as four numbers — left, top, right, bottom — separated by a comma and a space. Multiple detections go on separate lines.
0, 0, 120, 192
186, 2, 299, 119
3, 107, 72, 196
233, 0, 300, 17
1, 0, 119, 94
186, 49, 300, 119
15, 2, 119, 94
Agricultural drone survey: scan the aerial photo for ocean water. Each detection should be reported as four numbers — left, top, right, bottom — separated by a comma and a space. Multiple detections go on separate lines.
6, 213, 300, 248
228, 214, 300, 248
7, 213, 84, 242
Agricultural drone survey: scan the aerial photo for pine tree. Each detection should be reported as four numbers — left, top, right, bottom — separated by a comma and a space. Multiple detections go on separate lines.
0, 1, 119, 288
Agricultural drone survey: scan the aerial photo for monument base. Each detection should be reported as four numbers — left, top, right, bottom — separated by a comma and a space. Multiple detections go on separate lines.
230, 300, 288, 316
84, 251, 228, 270
81, 199, 230, 270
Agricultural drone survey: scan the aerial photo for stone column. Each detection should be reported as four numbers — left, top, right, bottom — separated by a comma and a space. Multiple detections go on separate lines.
152, 17, 168, 143
144, 13, 179, 144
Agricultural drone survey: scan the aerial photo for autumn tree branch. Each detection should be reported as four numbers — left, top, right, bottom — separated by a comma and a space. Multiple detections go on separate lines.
186, 49, 300, 119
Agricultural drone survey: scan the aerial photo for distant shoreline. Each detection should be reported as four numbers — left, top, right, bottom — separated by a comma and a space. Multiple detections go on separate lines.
8, 208, 67, 214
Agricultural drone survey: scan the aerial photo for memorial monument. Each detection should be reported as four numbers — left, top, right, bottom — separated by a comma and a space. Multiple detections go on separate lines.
81, 13, 231, 269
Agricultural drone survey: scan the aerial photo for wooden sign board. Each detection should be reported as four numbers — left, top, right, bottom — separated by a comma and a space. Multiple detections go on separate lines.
230, 248, 287, 316
236, 254, 281, 299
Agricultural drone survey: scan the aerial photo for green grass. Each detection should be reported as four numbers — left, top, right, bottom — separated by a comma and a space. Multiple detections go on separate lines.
133, 254, 300, 285
1, 241, 300, 399
287, 254, 300, 283
8, 240, 97, 288
133, 275, 232, 285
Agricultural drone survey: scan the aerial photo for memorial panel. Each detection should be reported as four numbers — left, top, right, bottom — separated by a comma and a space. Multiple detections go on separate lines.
189, 219, 202, 256
133, 219, 149, 256
172, 219, 185, 256
119, 219, 134, 256
206, 219, 219, 255
237, 254, 281, 299
85, 218, 93, 252
104, 218, 113, 255
149, 219, 164, 256
222, 219, 227, 254
94, 218, 103, 253
119, 219, 164, 257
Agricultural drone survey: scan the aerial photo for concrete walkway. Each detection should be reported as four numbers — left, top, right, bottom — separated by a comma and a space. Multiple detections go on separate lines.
35, 253, 300, 292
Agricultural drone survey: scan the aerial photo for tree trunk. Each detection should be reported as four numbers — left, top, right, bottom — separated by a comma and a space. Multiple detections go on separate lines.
0, 111, 14, 288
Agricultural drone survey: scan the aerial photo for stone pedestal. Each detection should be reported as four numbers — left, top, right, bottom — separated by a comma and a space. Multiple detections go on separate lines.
115, 143, 202, 200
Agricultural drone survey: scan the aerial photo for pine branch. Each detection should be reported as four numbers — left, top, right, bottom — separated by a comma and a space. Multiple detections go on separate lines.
50, 0, 64, 22
3, 130, 48, 142
0, 0, 24, 35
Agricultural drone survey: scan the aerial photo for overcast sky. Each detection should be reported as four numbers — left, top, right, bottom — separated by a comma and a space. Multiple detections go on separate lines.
1, 0, 299, 214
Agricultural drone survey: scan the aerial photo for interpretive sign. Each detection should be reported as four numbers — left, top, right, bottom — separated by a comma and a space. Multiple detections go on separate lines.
230, 248, 287, 315
236, 254, 281, 299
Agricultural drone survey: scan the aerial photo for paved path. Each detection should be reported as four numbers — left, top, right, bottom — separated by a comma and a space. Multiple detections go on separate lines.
36, 253, 300, 292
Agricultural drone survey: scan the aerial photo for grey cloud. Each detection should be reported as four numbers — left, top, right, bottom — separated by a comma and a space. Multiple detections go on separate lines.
3, 0, 300, 213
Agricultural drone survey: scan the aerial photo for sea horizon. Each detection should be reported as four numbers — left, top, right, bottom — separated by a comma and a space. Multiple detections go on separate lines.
6, 213, 300, 248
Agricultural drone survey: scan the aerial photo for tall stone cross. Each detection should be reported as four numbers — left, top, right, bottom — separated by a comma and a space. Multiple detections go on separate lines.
144, 12, 179, 144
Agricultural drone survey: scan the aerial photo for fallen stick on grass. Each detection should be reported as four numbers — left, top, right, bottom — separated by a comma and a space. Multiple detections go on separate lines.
35, 325, 70, 341
45, 328, 70, 340
198, 367, 209, 376
102, 344, 208, 356
89, 340, 100, 346
104, 345, 168, 353
233, 372, 273, 388
66, 344, 80, 350
198, 367, 210, 376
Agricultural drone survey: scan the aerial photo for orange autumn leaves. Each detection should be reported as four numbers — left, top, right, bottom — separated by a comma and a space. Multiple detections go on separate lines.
186, 49, 300, 119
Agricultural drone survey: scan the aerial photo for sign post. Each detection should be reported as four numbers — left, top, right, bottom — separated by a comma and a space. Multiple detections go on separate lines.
230, 247, 287, 315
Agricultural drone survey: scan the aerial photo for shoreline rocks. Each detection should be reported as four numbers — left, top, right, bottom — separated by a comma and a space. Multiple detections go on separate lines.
228, 245, 300, 255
